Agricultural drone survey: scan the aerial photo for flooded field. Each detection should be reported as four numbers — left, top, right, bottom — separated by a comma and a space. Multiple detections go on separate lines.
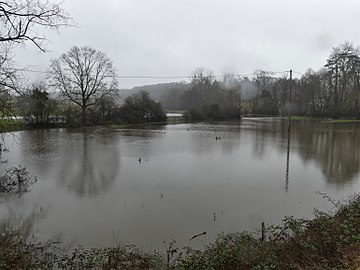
0, 118, 359, 252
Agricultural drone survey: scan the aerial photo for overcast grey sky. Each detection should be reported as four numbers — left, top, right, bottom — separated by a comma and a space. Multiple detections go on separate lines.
15, 0, 360, 88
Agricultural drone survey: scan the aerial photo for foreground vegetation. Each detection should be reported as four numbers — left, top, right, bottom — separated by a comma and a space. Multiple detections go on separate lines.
0, 1, 359, 268
1, 194, 360, 269
0, 232, 163, 270
174, 194, 360, 269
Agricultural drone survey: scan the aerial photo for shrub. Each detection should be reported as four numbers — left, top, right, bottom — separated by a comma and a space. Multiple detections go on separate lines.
0, 166, 37, 194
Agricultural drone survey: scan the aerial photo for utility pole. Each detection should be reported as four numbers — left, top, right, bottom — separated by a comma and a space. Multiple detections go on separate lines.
288, 69, 292, 134
285, 69, 292, 191
238, 90, 242, 119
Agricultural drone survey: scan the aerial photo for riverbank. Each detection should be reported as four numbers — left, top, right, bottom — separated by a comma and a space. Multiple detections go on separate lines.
0, 119, 26, 133
285, 115, 360, 123
1, 116, 359, 134
174, 194, 360, 269
1, 194, 360, 269
0, 117, 188, 133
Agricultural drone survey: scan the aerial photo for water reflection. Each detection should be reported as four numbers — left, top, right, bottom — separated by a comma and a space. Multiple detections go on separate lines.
240, 119, 360, 186
0, 120, 359, 251
247, 119, 284, 158
17, 130, 63, 178
292, 122, 360, 186
173, 120, 360, 187
186, 123, 242, 156
22, 129, 60, 156
0, 196, 48, 237
56, 130, 120, 198
120, 124, 166, 138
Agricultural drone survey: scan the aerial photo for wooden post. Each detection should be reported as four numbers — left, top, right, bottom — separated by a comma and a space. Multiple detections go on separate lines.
261, 221, 265, 241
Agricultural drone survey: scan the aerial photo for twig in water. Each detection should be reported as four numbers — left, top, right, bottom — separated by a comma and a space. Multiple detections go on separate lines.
189, 232, 206, 241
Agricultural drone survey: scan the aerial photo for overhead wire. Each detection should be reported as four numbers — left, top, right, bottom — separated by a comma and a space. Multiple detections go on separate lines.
19, 68, 295, 80
292, 70, 304, 76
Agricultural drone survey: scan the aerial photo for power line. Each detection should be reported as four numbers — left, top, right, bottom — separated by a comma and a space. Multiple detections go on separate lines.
292, 70, 304, 75
20, 68, 294, 79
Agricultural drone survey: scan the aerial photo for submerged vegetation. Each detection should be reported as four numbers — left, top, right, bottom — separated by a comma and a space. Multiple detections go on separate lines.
0, 166, 37, 194
1, 194, 360, 269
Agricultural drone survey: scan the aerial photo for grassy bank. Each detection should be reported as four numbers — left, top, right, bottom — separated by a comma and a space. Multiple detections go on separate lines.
0, 119, 26, 133
1, 195, 360, 269
0, 231, 163, 270
1, 116, 358, 134
166, 116, 186, 124
174, 195, 360, 270
324, 119, 360, 124
284, 115, 360, 123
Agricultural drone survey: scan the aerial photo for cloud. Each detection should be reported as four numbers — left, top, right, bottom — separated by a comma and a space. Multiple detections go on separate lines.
12, 0, 360, 88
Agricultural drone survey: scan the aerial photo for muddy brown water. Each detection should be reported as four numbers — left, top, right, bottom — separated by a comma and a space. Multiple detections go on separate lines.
0, 118, 359, 252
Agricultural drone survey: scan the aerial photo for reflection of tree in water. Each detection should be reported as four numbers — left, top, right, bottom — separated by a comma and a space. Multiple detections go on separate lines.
22, 129, 60, 156
186, 123, 243, 156
250, 119, 285, 158
119, 125, 166, 139
19, 129, 62, 177
246, 119, 360, 186
0, 199, 48, 238
57, 131, 120, 198
293, 122, 360, 185
118, 126, 166, 159
184, 120, 285, 157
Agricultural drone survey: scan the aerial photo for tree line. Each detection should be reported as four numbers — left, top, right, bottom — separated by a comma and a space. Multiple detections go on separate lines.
1, 0, 360, 127
158, 42, 360, 120
3, 41, 360, 126
1, 45, 167, 126
0, 1, 166, 127
297, 42, 360, 118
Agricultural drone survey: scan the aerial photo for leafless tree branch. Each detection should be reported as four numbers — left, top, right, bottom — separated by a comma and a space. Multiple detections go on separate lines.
49, 46, 119, 125
0, 0, 73, 52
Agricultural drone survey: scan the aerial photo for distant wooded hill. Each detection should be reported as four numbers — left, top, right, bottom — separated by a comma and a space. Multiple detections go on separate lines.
119, 82, 190, 110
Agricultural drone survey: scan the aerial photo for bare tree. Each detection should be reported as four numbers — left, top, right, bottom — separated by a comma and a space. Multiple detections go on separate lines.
0, 0, 72, 121
0, 0, 72, 96
49, 46, 119, 125
0, 44, 16, 89
186, 67, 216, 108
0, 44, 17, 117
0, 0, 71, 51
325, 42, 360, 117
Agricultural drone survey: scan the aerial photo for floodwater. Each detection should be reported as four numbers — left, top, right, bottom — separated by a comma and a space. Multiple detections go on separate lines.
0, 118, 359, 252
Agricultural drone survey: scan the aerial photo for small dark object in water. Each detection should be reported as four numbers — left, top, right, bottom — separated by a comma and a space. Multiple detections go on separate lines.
138, 157, 141, 163
215, 136, 221, 140
189, 231, 206, 240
